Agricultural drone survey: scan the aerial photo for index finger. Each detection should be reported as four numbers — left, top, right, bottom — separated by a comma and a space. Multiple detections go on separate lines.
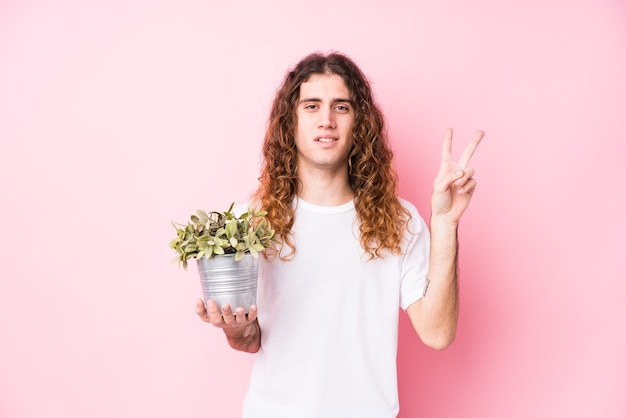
206, 299, 227, 322
458, 130, 484, 168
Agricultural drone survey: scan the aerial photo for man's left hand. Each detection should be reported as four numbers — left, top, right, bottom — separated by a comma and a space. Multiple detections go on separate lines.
431, 128, 484, 224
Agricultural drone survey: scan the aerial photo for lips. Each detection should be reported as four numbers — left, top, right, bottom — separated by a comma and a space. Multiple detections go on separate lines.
315, 136, 338, 143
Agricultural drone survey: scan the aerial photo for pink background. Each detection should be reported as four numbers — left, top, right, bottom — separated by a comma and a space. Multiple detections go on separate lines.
1, 0, 625, 417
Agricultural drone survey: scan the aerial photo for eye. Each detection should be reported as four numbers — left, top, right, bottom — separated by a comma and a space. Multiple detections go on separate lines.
303, 103, 318, 111
334, 104, 350, 113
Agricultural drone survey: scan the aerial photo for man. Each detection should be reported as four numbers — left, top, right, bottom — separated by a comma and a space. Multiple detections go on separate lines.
195, 52, 483, 417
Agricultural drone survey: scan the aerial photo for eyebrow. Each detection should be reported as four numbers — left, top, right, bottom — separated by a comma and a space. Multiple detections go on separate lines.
298, 97, 353, 104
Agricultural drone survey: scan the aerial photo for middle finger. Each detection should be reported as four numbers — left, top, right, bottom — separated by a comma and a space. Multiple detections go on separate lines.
221, 304, 236, 325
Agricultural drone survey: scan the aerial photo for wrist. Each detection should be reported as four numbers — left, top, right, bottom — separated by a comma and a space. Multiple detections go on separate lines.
429, 215, 459, 258
223, 321, 261, 353
429, 214, 460, 232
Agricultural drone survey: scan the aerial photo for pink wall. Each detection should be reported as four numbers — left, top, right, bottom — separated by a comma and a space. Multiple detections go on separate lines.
1, 0, 624, 417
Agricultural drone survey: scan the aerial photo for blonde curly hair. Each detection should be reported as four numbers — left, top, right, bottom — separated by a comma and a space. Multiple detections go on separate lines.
252, 52, 411, 260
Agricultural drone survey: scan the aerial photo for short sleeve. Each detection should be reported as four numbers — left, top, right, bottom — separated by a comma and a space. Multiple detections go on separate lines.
399, 199, 430, 310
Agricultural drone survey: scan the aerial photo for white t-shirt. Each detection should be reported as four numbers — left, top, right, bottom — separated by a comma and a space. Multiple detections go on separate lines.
242, 198, 430, 418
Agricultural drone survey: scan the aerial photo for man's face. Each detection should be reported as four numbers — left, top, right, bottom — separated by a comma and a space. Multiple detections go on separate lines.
294, 73, 355, 175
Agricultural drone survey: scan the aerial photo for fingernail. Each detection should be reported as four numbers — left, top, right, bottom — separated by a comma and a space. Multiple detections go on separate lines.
455, 170, 463, 176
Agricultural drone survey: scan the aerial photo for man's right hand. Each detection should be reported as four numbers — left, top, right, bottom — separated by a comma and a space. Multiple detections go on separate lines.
195, 299, 262, 353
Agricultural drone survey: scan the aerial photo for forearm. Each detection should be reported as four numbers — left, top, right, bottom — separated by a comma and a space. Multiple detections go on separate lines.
413, 127, 482, 349
223, 319, 262, 353
420, 216, 460, 348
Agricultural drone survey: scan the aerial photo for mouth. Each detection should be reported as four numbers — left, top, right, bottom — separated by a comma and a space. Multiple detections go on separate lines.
315, 136, 338, 143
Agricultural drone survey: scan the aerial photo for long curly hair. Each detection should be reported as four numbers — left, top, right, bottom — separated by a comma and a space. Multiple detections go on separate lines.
252, 52, 411, 260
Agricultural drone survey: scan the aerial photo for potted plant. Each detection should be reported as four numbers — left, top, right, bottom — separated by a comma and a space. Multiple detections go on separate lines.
170, 203, 275, 313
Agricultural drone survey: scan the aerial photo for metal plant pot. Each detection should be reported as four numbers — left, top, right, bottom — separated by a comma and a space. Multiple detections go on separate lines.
197, 253, 258, 314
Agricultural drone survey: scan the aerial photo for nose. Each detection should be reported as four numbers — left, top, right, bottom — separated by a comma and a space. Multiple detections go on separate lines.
318, 107, 336, 129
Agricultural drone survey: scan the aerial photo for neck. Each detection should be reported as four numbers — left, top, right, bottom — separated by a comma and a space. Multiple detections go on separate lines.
297, 165, 354, 206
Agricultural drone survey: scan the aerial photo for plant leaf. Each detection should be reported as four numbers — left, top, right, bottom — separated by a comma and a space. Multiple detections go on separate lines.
249, 246, 258, 258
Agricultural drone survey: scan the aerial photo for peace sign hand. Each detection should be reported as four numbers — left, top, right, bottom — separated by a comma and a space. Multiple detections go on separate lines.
431, 128, 484, 225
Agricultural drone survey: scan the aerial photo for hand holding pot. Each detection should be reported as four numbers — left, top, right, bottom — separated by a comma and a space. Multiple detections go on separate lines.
195, 299, 262, 353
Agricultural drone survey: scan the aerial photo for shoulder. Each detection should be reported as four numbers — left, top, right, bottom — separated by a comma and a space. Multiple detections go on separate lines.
398, 197, 418, 213
398, 197, 425, 222
397, 197, 429, 238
